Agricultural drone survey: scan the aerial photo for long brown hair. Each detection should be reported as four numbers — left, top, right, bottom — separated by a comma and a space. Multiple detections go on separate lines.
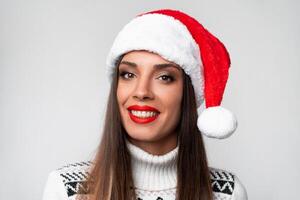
78, 54, 213, 200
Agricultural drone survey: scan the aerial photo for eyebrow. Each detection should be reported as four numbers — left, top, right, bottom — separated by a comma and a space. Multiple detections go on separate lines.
119, 61, 181, 72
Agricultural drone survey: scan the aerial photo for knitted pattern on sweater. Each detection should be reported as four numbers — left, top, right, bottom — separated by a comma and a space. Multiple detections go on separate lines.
42, 142, 248, 200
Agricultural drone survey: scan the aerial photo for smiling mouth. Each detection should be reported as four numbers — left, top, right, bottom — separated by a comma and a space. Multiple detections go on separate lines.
126, 104, 160, 123
127, 110, 160, 124
129, 110, 159, 118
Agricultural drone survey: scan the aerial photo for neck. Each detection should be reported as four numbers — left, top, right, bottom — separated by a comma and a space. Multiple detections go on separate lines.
126, 138, 179, 191
127, 133, 178, 155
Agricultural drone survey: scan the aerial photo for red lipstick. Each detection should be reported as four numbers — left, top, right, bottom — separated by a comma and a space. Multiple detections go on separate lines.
127, 105, 160, 112
127, 105, 160, 124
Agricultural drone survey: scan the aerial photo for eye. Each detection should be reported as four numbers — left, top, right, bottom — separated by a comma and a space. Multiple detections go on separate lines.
119, 71, 135, 79
158, 75, 174, 82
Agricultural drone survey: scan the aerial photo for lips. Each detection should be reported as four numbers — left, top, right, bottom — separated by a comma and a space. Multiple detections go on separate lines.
127, 105, 160, 113
127, 105, 160, 124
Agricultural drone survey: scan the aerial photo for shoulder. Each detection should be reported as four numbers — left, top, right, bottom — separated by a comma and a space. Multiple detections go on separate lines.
42, 161, 93, 200
209, 167, 248, 200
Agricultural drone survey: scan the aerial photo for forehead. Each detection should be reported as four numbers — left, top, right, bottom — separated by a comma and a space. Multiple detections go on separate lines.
119, 50, 181, 71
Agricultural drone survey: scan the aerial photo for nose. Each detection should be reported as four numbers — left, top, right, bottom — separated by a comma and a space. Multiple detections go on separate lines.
133, 76, 154, 101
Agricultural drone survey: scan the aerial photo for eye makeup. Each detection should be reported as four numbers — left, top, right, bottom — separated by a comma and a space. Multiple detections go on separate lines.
118, 62, 181, 83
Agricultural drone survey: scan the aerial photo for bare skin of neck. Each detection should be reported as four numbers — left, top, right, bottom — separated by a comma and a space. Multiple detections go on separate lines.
127, 132, 178, 155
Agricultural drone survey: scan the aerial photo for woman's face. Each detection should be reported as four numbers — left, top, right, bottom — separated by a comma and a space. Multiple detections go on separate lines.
117, 50, 183, 152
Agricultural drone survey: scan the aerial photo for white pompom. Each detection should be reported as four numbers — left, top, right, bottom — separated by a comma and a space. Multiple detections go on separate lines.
197, 106, 238, 139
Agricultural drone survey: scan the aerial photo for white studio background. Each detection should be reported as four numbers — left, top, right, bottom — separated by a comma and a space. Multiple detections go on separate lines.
1, 0, 299, 199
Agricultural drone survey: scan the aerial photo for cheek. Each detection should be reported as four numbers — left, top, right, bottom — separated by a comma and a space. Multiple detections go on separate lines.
117, 82, 132, 105
116, 85, 124, 104
117, 84, 129, 123
154, 82, 183, 109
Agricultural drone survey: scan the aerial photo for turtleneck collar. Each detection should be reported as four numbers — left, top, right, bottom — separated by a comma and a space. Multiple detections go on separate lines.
125, 138, 179, 191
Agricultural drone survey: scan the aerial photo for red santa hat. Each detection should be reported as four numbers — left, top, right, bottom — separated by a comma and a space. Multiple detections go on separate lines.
105, 9, 238, 139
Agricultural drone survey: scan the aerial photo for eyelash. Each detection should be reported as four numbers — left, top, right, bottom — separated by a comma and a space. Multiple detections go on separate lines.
119, 71, 175, 82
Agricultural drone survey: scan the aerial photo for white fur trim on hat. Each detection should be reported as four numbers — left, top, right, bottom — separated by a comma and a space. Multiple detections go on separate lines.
105, 13, 205, 107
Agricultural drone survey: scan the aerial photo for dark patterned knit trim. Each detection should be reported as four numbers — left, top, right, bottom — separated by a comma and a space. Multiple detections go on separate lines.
209, 167, 235, 195
57, 161, 93, 197
56, 161, 235, 197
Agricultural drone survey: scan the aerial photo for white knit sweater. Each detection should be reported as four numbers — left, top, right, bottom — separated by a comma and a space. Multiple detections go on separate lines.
42, 140, 248, 200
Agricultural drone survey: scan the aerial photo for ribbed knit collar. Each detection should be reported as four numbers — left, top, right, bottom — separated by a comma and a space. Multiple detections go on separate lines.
125, 139, 178, 191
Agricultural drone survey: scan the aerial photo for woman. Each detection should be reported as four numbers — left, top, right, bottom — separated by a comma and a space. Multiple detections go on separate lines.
42, 9, 248, 200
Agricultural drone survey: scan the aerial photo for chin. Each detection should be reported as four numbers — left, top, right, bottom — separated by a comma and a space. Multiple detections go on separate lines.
127, 132, 161, 143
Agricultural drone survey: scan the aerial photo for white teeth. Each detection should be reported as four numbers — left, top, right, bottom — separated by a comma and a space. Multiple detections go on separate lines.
130, 110, 159, 118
